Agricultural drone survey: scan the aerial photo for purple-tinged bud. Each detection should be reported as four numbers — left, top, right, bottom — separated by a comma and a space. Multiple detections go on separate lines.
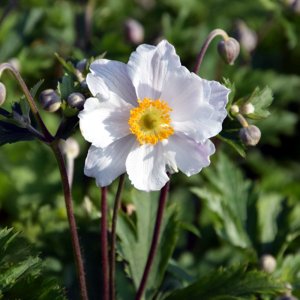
234, 20, 258, 53
67, 92, 85, 109
124, 19, 144, 45
239, 125, 261, 146
0, 82, 6, 106
217, 37, 240, 65
76, 59, 87, 73
259, 254, 276, 273
285, 0, 300, 14
39, 89, 61, 112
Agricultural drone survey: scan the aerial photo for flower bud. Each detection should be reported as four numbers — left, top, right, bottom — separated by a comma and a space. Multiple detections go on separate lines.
39, 89, 61, 112
239, 125, 261, 146
230, 104, 239, 115
240, 103, 255, 115
0, 82, 6, 106
259, 254, 276, 273
234, 20, 258, 53
217, 37, 240, 65
67, 92, 85, 109
76, 59, 87, 73
61, 137, 80, 159
124, 19, 144, 45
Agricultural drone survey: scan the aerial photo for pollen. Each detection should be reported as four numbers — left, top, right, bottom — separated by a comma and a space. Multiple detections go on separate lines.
128, 98, 174, 145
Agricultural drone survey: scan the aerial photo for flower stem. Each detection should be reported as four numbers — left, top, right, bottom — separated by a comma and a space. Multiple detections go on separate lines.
52, 143, 89, 300
0, 63, 54, 143
110, 174, 126, 300
101, 186, 110, 300
135, 180, 170, 300
193, 28, 229, 74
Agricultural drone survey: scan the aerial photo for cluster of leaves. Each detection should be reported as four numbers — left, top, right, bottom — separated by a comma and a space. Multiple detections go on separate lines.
0, 228, 65, 299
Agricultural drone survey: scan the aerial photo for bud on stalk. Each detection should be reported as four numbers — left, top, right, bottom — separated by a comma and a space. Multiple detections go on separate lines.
39, 89, 61, 112
239, 125, 261, 146
0, 82, 6, 106
218, 37, 240, 65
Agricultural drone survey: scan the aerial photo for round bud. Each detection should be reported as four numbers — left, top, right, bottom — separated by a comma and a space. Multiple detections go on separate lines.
0, 82, 6, 106
259, 254, 277, 273
230, 104, 239, 115
76, 59, 87, 73
39, 89, 61, 112
67, 92, 85, 109
217, 37, 240, 65
239, 125, 261, 146
61, 137, 80, 159
240, 103, 255, 115
124, 19, 144, 45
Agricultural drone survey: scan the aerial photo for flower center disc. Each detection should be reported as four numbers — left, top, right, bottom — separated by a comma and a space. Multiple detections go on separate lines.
128, 98, 174, 145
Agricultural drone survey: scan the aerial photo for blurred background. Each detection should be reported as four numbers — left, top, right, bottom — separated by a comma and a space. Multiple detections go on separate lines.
0, 0, 300, 299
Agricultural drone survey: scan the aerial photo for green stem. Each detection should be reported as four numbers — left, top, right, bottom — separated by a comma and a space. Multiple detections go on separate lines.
193, 28, 229, 74
135, 180, 170, 300
101, 187, 110, 300
110, 174, 126, 300
52, 143, 89, 300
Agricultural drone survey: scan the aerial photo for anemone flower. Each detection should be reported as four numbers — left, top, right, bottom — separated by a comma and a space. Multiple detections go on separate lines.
79, 40, 230, 191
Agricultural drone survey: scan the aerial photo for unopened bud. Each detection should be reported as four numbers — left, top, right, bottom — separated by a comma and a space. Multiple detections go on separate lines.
0, 82, 6, 106
76, 59, 87, 73
217, 37, 240, 65
234, 20, 258, 53
124, 19, 144, 45
230, 104, 239, 115
240, 103, 255, 115
259, 254, 277, 273
239, 125, 261, 146
61, 137, 80, 159
67, 92, 85, 109
39, 89, 61, 112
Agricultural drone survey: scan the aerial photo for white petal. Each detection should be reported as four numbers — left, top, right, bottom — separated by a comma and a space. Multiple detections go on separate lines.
127, 40, 181, 100
171, 78, 230, 142
79, 96, 132, 148
126, 143, 169, 191
164, 133, 215, 176
88, 59, 137, 105
84, 135, 136, 187
160, 67, 206, 121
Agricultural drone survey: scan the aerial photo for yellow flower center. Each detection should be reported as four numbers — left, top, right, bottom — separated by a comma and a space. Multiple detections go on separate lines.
128, 98, 174, 145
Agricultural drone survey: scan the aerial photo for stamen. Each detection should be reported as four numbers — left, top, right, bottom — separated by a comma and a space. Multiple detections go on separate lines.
128, 98, 174, 145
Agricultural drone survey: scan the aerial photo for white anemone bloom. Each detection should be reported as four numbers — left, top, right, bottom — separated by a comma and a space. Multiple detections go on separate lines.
79, 40, 230, 191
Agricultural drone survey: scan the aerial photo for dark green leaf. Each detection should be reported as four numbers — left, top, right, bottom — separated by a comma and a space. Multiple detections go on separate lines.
165, 265, 286, 300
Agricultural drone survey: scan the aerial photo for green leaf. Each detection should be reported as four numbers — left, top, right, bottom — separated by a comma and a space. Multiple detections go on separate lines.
217, 133, 246, 158
0, 228, 65, 300
165, 265, 286, 300
117, 189, 180, 299
191, 154, 253, 249
54, 53, 77, 75
237, 86, 273, 120
57, 74, 75, 100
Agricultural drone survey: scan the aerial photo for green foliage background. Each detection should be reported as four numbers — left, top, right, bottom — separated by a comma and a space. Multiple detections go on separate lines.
0, 0, 300, 299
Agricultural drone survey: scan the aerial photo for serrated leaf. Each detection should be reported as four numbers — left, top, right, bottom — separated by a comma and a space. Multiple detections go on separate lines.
0, 228, 66, 299
165, 265, 286, 300
237, 86, 273, 120
117, 189, 180, 299
191, 154, 254, 249
223, 78, 236, 108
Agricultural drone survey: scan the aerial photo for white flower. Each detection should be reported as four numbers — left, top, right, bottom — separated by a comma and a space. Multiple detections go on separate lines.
79, 40, 230, 191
